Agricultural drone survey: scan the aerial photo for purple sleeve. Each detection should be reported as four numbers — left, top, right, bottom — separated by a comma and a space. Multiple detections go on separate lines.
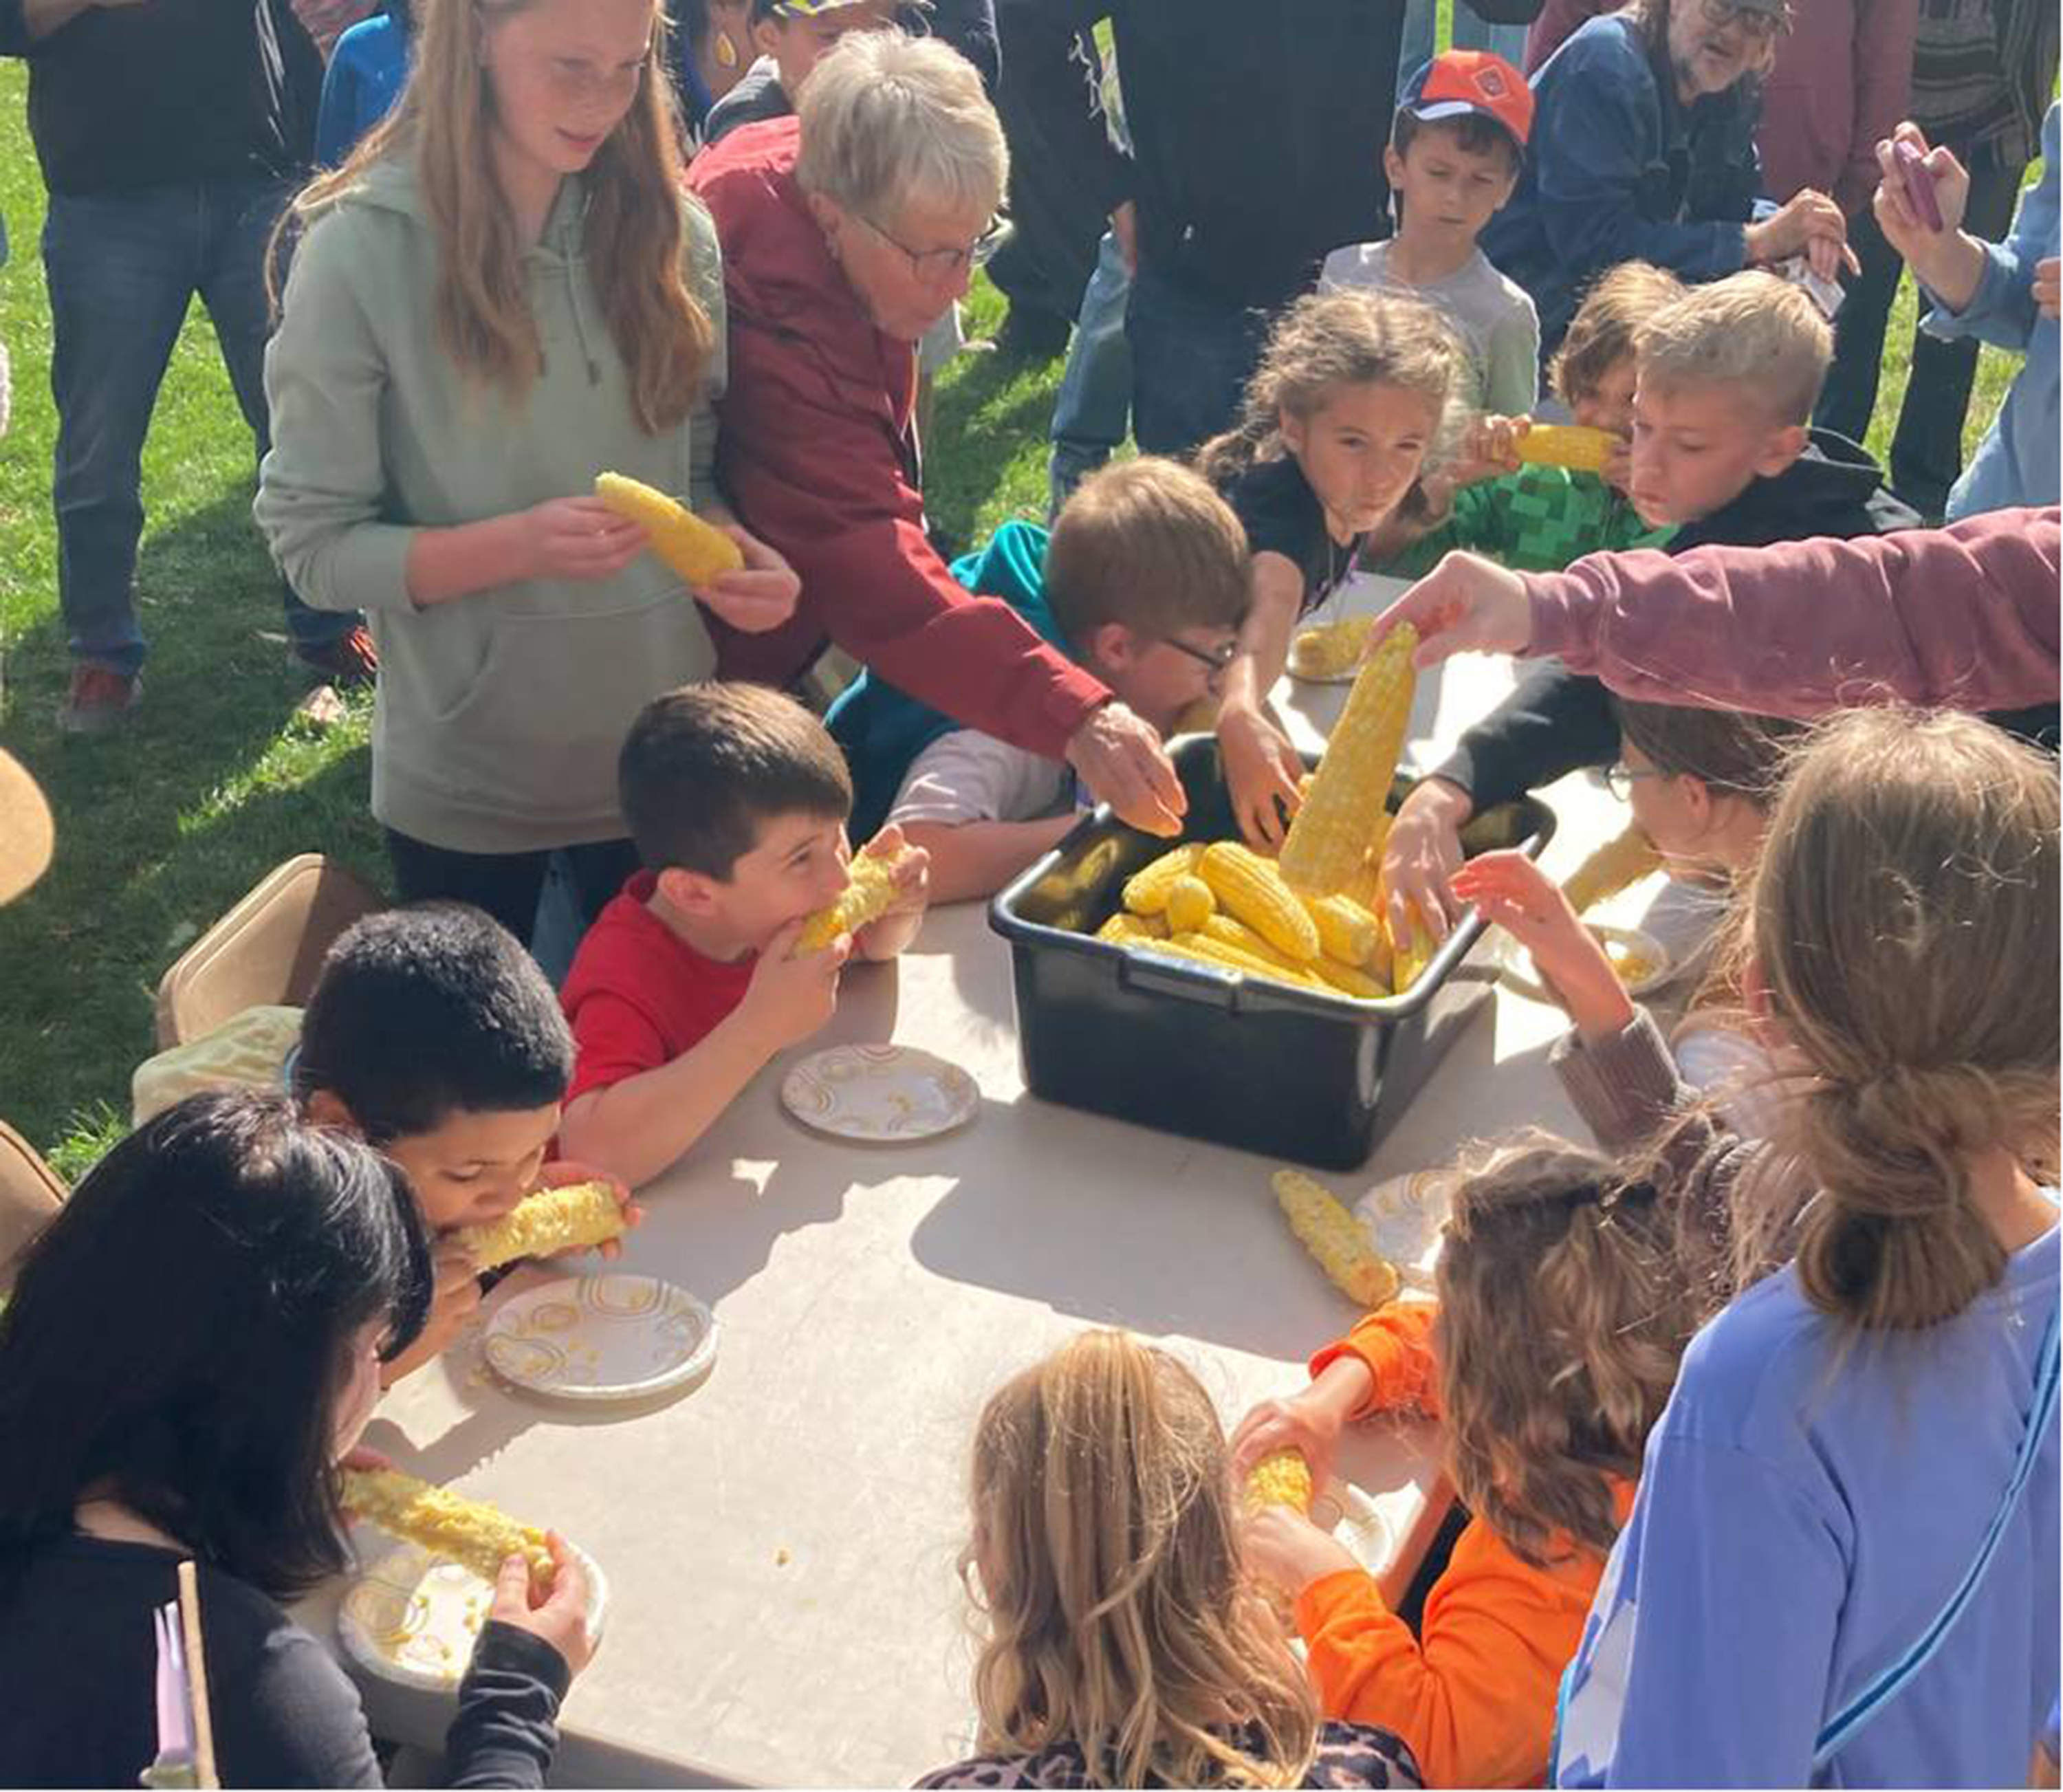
1522, 509, 2062, 719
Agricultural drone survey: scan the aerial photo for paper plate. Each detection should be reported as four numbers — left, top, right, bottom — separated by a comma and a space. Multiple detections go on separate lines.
778, 1043, 980, 1143
338, 1537, 607, 1692
482, 1274, 718, 1402
1355, 1169, 1459, 1295
1311, 1479, 1397, 1575
1492, 923, 1672, 1005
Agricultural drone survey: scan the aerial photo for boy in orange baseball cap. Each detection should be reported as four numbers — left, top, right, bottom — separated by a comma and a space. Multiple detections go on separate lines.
1322, 50, 1540, 417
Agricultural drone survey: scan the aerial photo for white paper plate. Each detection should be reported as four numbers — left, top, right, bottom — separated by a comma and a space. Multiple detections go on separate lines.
778, 1043, 980, 1143
482, 1274, 718, 1402
1355, 1169, 1459, 1295
1311, 1479, 1397, 1575
338, 1537, 607, 1692
1492, 922, 1672, 1004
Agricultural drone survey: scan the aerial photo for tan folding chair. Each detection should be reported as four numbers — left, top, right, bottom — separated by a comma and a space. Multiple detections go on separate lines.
154, 855, 386, 1049
0, 1120, 65, 1289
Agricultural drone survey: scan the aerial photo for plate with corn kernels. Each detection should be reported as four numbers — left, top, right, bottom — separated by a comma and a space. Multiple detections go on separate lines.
1492, 922, 1673, 1006
1287, 616, 1374, 684
482, 1272, 719, 1403
338, 1537, 608, 1692
1355, 1170, 1460, 1295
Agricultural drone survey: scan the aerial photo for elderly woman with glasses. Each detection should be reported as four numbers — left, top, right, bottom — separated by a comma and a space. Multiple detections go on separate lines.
689, 30, 1187, 838
1479, 0, 1851, 352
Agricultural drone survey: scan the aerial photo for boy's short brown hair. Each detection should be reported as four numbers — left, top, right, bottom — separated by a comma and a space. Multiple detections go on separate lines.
619, 682, 853, 878
1551, 261, 1688, 407
1614, 697, 1803, 807
1632, 271, 1835, 427
1043, 457, 1249, 646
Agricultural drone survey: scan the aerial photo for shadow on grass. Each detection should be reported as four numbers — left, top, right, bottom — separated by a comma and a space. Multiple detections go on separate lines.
0, 486, 387, 1159
924, 345, 1065, 547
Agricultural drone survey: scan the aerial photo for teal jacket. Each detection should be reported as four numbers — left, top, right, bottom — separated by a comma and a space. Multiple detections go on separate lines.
828, 521, 1069, 837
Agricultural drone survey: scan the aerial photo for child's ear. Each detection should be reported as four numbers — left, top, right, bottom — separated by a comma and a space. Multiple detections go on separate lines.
752, 16, 783, 56
1754, 422, 1811, 479
305, 1087, 358, 1133
656, 864, 717, 915
1681, 774, 1714, 831
1087, 622, 1141, 672
1277, 405, 1306, 456
1382, 143, 1408, 190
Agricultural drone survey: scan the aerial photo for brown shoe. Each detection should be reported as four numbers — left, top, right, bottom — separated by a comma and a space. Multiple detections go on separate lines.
296, 624, 379, 687
57, 666, 140, 734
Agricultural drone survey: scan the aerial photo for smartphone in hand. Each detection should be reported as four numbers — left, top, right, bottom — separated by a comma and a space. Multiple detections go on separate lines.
1895, 140, 1945, 232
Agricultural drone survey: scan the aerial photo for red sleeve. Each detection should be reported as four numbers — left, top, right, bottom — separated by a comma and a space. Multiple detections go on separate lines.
564, 987, 673, 1108
1309, 1302, 1443, 1422
1523, 508, 2062, 718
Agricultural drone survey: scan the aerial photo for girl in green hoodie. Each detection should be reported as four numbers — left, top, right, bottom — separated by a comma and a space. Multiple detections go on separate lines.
258, 0, 800, 944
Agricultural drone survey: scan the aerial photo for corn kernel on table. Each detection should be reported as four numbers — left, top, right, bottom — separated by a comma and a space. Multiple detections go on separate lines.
301, 574, 1695, 1789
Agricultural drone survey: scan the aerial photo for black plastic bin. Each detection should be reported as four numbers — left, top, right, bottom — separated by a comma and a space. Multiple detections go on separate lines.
988, 736, 1556, 1170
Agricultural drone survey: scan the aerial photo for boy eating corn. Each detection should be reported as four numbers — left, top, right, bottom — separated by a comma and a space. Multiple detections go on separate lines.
556, 683, 930, 1188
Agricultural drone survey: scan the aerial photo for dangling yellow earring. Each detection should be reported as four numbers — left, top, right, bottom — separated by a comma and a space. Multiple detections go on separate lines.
714, 27, 740, 67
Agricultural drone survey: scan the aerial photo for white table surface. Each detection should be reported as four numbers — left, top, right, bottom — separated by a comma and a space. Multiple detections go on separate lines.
304, 575, 1690, 1788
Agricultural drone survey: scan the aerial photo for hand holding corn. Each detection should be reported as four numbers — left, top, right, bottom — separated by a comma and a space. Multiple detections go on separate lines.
451, 1181, 629, 1271
794, 829, 928, 956
593, 472, 743, 585
1244, 1450, 1314, 1514
1278, 623, 1417, 897
341, 1467, 556, 1593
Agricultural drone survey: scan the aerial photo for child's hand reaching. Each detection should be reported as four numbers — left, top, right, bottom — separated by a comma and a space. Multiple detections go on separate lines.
852, 824, 931, 961
1219, 706, 1305, 849
1230, 1392, 1347, 1499
1450, 849, 1633, 1042
533, 1159, 644, 1261
740, 918, 849, 1053
1243, 1504, 1362, 1598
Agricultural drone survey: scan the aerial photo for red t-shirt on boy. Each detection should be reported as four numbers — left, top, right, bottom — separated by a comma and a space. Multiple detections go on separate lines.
562, 873, 758, 1106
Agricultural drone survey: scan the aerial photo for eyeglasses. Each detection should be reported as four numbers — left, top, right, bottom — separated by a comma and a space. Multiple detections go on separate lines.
854, 211, 1005, 283
1697, 0, 1791, 40
1157, 635, 1241, 675
1604, 762, 1668, 800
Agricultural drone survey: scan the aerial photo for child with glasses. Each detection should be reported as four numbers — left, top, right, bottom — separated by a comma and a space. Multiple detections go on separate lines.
829, 459, 1250, 904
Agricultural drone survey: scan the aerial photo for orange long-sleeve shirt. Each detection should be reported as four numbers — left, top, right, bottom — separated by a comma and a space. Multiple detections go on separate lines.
1300, 1304, 1635, 1789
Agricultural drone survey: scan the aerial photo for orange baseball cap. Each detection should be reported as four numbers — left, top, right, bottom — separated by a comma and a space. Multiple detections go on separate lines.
1399, 50, 1534, 151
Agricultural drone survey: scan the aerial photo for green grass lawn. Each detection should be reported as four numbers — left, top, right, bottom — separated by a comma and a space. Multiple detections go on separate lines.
0, 58, 2022, 1172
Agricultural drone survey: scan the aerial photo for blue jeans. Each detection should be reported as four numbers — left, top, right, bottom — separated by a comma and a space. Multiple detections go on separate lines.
1125, 263, 1272, 459
1047, 230, 1133, 517
43, 177, 360, 675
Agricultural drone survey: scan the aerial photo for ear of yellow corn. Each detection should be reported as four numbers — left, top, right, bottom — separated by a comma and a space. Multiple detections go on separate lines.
1390, 911, 1437, 993
1513, 424, 1618, 474
1302, 893, 1380, 969
452, 1182, 625, 1271
341, 1467, 556, 1593
1095, 911, 1168, 945
1272, 1169, 1401, 1308
1289, 616, 1373, 679
1122, 843, 1208, 917
1562, 822, 1663, 915
1279, 624, 1418, 897
1245, 1450, 1315, 1514
1166, 930, 1329, 991
593, 472, 745, 586
795, 844, 916, 954
1198, 842, 1320, 961
1313, 955, 1388, 1001
1164, 873, 1216, 935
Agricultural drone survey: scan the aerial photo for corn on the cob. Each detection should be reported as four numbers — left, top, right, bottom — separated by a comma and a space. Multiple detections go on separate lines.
1302, 893, 1380, 968
1279, 624, 1418, 897
452, 1182, 625, 1271
1245, 1450, 1314, 1514
1095, 911, 1168, 945
1122, 843, 1208, 917
1272, 1169, 1401, 1308
1289, 616, 1372, 679
1199, 842, 1320, 961
593, 472, 745, 585
1391, 911, 1437, 993
1199, 912, 1300, 970
1166, 931, 1329, 991
340, 1468, 556, 1592
1171, 696, 1220, 734
1314, 954, 1388, 1000
795, 844, 916, 953
1513, 424, 1618, 474
1562, 822, 1663, 915
1164, 873, 1216, 934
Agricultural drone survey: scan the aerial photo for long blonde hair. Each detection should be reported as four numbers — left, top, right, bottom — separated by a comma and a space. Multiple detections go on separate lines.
1735, 709, 2060, 1330
1434, 1137, 1703, 1566
1194, 290, 1461, 525
282, 0, 714, 433
962, 1331, 1320, 1789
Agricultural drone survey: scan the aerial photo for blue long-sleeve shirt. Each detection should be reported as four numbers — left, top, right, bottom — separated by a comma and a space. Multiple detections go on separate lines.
1928, 102, 2060, 521
1556, 1219, 2060, 1789
1480, 14, 1761, 349
314, 10, 411, 166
